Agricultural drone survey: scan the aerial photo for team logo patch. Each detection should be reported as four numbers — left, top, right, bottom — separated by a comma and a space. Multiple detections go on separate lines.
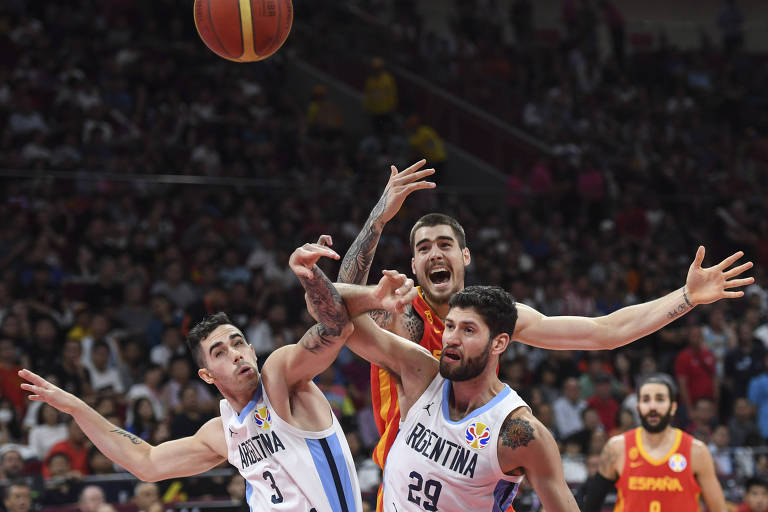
668, 453, 687, 472
465, 422, 492, 449
253, 407, 271, 430
628, 447, 639, 460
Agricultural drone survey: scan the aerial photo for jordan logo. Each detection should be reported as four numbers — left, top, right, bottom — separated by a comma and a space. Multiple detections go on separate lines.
229, 428, 237, 437
423, 402, 435, 416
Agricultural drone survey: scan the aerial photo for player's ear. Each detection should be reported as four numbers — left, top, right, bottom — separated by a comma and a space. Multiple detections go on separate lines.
198, 368, 214, 384
463, 247, 471, 266
411, 257, 416, 275
491, 333, 509, 355
670, 401, 678, 418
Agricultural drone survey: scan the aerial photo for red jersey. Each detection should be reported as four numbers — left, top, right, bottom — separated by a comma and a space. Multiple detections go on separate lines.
614, 427, 701, 512
370, 288, 443, 468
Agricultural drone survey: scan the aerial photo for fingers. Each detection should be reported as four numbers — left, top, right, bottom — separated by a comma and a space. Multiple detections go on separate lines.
716, 250, 746, 271
18, 368, 44, 385
399, 159, 427, 176
723, 291, 745, 299
395, 168, 435, 186
316, 234, 333, 247
724, 277, 755, 289
724, 261, 753, 279
395, 278, 415, 296
693, 245, 706, 268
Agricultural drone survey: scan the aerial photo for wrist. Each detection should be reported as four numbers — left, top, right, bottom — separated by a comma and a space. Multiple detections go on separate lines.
683, 286, 695, 308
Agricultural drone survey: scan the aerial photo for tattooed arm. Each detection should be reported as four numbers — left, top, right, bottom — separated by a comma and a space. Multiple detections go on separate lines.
337, 160, 435, 285
18, 369, 226, 482
498, 408, 579, 512
514, 247, 753, 350
581, 435, 623, 511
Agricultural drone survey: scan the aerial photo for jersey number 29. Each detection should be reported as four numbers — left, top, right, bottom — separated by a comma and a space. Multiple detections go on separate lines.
407, 471, 442, 511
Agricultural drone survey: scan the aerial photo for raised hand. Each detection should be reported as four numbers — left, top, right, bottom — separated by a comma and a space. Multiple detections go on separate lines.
18, 369, 80, 415
371, 160, 436, 229
686, 246, 754, 305
289, 235, 340, 280
374, 269, 417, 314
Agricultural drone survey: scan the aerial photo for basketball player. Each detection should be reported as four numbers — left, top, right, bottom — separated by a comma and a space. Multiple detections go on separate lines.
339, 162, 754, 497
582, 373, 727, 512
19, 239, 416, 512
332, 284, 580, 511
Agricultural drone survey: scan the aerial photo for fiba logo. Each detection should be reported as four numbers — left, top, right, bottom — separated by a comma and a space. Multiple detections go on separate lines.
465, 422, 492, 449
668, 453, 687, 472
253, 407, 272, 430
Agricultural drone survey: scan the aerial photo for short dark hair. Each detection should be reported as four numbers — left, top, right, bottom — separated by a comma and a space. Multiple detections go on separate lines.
745, 476, 768, 493
637, 373, 678, 402
448, 286, 517, 339
409, 213, 467, 251
3, 481, 30, 500
186, 312, 233, 367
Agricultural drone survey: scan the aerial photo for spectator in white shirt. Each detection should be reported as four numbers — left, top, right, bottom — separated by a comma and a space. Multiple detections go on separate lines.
553, 377, 587, 440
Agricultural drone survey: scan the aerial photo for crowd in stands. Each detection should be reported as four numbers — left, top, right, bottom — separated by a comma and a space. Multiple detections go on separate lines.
1, 0, 768, 511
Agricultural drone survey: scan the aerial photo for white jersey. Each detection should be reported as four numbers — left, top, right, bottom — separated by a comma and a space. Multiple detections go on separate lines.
382, 374, 529, 512
221, 382, 362, 512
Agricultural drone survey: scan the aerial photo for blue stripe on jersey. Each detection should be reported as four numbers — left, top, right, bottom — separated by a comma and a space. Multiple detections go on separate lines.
442, 380, 512, 424
492, 480, 519, 512
245, 479, 254, 512
235, 382, 264, 424
306, 433, 355, 512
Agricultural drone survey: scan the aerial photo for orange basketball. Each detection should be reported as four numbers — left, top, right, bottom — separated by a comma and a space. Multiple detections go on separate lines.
193, 0, 293, 62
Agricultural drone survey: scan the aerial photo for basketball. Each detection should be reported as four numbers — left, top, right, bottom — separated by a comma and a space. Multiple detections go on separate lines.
193, 0, 293, 62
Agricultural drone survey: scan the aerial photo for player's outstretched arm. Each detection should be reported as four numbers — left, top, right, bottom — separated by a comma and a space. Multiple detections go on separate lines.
692, 439, 728, 512
337, 160, 435, 286
19, 369, 226, 482
514, 246, 754, 350
498, 409, 579, 512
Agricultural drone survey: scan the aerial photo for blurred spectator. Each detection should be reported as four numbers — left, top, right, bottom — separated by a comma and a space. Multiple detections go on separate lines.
114, 283, 153, 336
565, 407, 603, 455
363, 58, 398, 136
553, 377, 586, 440
586, 373, 620, 432
162, 356, 216, 415
149, 326, 186, 369
685, 397, 717, 443
41, 452, 81, 506
54, 340, 92, 398
150, 261, 199, 312
126, 364, 166, 423
170, 384, 212, 438
709, 424, 735, 478
87, 447, 115, 476
43, 420, 89, 479
85, 340, 124, 395
225, 474, 248, 512
3, 482, 32, 512
27, 403, 67, 460
132, 482, 160, 512
725, 323, 765, 402
404, 115, 446, 167
728, 397, 763, 447
718, 0, 744, 55
675, 325, 717, 418
737, 477, 768, 512
748, 353, 768, 441
0, 338, 25, 415
125, 398, 158, 442
77, 485, 105, 512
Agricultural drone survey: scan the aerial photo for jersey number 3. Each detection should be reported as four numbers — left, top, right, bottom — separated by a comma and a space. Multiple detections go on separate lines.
263, 471, 284, 504
407, 471, 442, 511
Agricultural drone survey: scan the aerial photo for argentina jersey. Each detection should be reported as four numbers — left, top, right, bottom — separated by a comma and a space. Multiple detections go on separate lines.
221, 382, 362, 512
382, 374, 529, 512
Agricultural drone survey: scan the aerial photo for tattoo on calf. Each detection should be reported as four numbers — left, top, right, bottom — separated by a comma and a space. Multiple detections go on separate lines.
402, 304, 424, 342
111, 428, 142, 445
500, 417, 535, 450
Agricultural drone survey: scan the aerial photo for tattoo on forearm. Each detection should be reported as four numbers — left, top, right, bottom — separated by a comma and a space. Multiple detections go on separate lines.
500, 417, 535, 450
110, 428, 143, 445
369, 309, 394, 328
338, 193, 388, 284
299, 266, 349, 337
667, 300, 692, 319
402, 305, 424, 342
301, 324, 336, 353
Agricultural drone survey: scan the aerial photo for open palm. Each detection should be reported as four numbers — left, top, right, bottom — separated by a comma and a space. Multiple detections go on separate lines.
686, 246, 754, 305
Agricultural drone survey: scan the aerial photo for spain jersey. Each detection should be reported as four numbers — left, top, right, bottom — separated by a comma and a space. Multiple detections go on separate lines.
382, 373, 529, 512
614, 427, 701, 512
221, 382, 362, 512
370, 287, 443, 469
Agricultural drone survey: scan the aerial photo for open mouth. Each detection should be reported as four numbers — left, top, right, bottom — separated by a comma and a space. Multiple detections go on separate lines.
429, 267, 451, 285
238, 366, 253, 376
442, 349, 461, 362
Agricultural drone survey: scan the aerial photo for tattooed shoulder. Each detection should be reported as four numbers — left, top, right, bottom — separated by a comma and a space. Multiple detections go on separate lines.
402, 304, 424, 342
500, 416, 535, 450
